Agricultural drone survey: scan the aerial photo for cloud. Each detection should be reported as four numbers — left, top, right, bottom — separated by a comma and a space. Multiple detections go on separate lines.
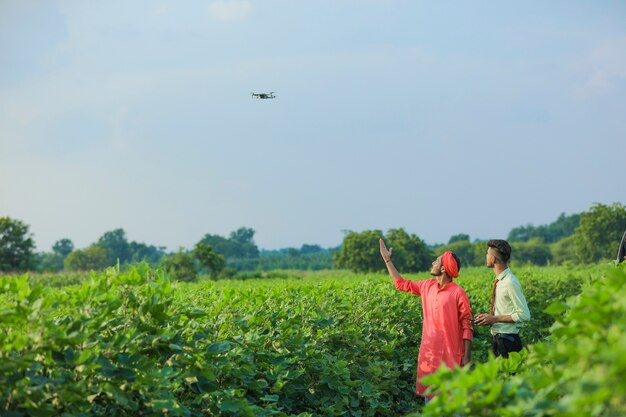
208, 0, 252, 23
573, 38, 626, 98
154, 4, 169, 15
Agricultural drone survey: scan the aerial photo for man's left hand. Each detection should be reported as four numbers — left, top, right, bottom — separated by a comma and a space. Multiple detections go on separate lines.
474, 313, 496, 326
461, 355, 471, 366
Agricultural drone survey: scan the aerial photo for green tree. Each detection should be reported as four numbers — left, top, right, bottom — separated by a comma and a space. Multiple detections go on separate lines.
448, 234, 470, 244
0, 217, 35, 272
472, 241, 488, 267
36, 253, 63, 272
508, 213, 580, 243
160, 249, 197, 282
334, 230, 383, 272
229, 227, 259, 258
129, 242, 165, 265
229, 227, 254, 245
573, 202, 626, 263
96, 228, 131, 266
507, 224, 536, 242
193, 243, 225, 278
334, 228, 432, 273
300, 244, 323, 254
200, 227, 259, 259
550, 235, 577, 265
511, 238, 552, 265
36, 238, 75, 272
385, 228, 432, 272
52, 238, 74, 257
436, 240, 476, 268
546, 212, 581, 243
64, 245, 109, 271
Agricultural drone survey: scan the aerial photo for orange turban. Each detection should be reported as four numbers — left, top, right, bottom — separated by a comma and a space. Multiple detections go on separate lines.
442, 251, 459, 278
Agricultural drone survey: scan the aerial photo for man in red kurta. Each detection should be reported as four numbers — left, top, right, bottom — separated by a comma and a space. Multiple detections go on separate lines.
380, 239, 473, 398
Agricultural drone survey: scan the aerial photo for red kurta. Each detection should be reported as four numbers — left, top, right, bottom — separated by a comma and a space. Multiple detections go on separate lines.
394, 277, 473, 396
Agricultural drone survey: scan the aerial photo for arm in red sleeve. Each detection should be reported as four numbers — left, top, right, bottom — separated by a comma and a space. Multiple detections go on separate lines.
393, 276, 424, 296
457, 290, 474, 340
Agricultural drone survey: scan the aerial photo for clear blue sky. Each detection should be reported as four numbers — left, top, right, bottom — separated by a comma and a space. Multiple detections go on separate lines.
1, 1, 625, 252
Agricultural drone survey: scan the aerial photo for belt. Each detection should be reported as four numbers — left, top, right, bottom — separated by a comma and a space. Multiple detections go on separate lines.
492, 333, 518, 342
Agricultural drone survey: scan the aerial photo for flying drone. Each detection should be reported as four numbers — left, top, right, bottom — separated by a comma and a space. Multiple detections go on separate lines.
251, 92, 276, 99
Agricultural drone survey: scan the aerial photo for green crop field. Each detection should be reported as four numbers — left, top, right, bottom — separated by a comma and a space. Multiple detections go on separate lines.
1, 264, 623, 416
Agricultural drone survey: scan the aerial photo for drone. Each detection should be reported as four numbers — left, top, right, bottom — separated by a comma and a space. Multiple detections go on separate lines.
251, 92, 276, 99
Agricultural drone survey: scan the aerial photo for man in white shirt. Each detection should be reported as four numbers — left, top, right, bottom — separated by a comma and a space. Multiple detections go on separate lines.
474, 239, 531, 358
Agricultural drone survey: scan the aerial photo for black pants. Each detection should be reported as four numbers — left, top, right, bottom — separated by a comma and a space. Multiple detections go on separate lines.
492, 333, 523, 358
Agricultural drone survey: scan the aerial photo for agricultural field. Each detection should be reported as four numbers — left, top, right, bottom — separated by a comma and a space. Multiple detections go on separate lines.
1, 264, 622, 416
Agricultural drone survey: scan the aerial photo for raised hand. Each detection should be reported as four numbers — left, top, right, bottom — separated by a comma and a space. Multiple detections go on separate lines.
379, 239, 393, 262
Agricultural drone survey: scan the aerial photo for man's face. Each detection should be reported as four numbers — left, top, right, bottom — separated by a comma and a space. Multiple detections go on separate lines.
430, 256, 444, 276
486, 247, 496, 268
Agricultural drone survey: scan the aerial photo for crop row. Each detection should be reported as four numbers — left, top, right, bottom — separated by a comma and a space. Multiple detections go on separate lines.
0, 265, 595, 416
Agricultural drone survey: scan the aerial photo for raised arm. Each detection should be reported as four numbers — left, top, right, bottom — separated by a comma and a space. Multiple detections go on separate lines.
380, 239, 400, 280
380, 239, 423, 296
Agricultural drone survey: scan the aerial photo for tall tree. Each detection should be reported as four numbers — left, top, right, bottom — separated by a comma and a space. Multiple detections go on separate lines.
193, 242, 225, 278
573, 202, 626, 263
300, 244, 323, 254
511, 238, 552, 265
546, 213, 581, 243
96, 228, 131, 265
160, 249, 197, 282
385, 228, 432, 272
36, 238, 75, 272
550, 235, 577, 265
228, 227, 259, 258
64, 245, 109, 271
200, 227, 259, 259
334, 228, 432, 273
229, 227, 255, 245
448, 234, 470, 244
0, 217, 35, 272
508, 213, 580, 243
334, 230, 383, 272
129, 242, 166, 265
507, 224, 536, 242
52, 239, 74, 257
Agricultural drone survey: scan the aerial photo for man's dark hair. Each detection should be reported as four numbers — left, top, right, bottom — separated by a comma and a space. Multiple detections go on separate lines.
487, 239, 512, 264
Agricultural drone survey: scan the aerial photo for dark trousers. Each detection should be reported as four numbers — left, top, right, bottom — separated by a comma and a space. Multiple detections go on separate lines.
492, 333, 523, 358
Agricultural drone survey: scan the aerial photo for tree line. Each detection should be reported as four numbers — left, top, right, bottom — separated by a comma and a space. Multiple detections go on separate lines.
0, 223, 334, 280
334, 202, 626, 272
1, 202, 624, 277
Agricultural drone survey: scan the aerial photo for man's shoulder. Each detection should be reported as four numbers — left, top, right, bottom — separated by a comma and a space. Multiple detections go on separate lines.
507, 270, 522, 283
448, 281, 468, 294
501, 269, 518, 281
500, 270, 524, 289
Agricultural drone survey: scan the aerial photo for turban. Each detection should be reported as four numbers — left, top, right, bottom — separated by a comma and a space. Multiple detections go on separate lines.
441, 251, 459, 278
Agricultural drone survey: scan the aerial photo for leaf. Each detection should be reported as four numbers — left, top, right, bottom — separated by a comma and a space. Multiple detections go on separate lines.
544, 301, 567, 315
219, 398, 250, 412
260, 394, 279, 402
206, 341, 235, 354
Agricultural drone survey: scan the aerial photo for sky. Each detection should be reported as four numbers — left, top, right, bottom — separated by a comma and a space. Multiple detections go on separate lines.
1, 0, 625, 252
